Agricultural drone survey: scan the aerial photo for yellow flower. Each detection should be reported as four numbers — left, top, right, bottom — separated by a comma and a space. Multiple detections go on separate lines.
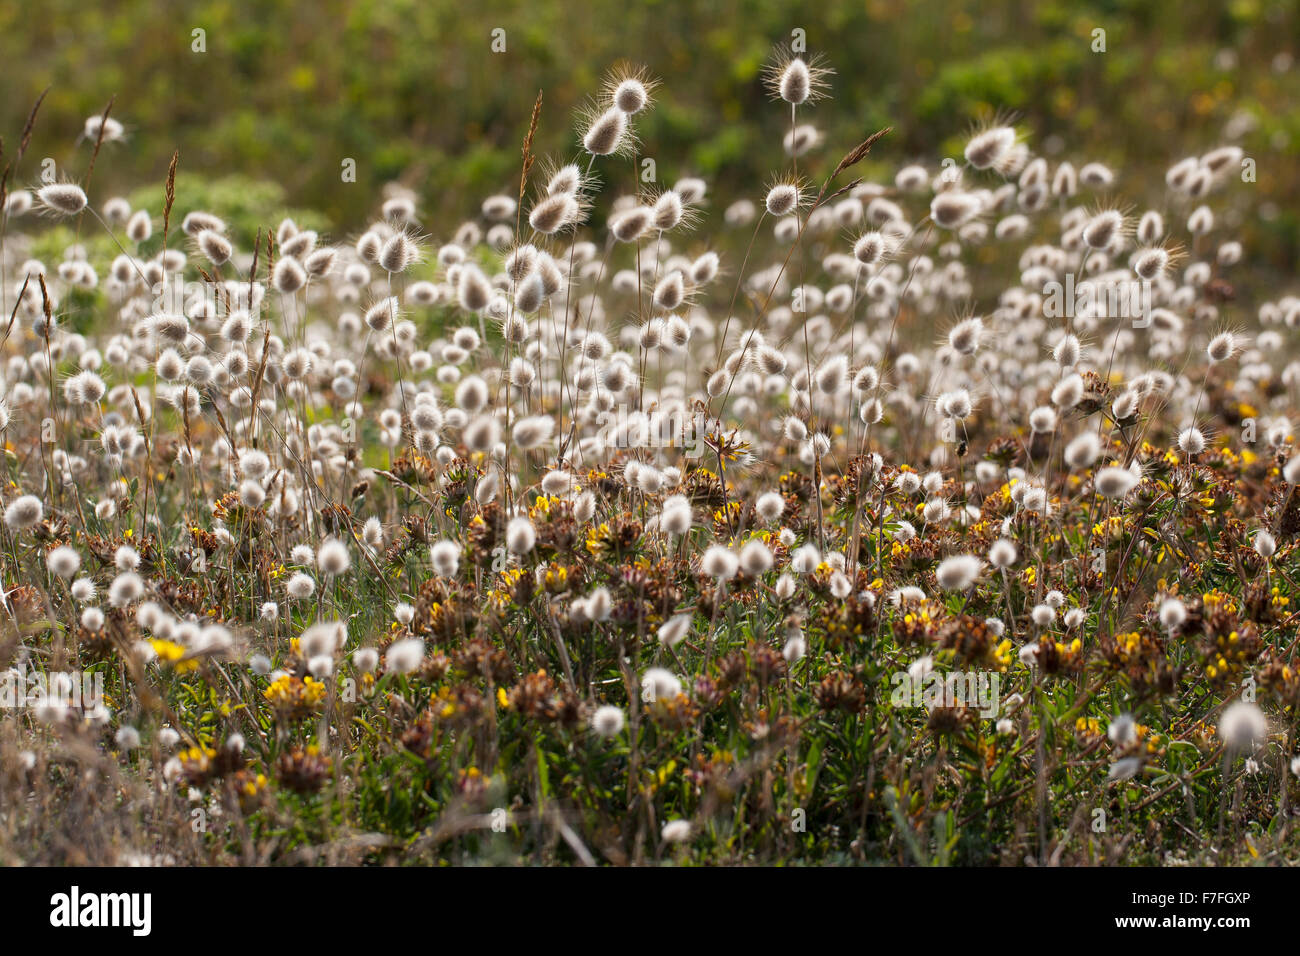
529, 495, 564, 519
149, 639, 198, 674
264, 674, 326, 716
993, 639, 1013, 669
586, 522, 611, 556
241, 774, 267, 797
543, 564, 569, 592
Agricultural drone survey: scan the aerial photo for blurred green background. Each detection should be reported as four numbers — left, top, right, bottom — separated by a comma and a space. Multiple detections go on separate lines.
3, 0, 1298, 267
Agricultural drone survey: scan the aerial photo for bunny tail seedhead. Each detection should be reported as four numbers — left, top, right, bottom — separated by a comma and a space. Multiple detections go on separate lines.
763, 47, 833, 106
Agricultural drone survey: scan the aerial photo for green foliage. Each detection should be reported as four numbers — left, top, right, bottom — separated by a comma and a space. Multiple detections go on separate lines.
3, 0, 1296, 266
125, 174, 328, 250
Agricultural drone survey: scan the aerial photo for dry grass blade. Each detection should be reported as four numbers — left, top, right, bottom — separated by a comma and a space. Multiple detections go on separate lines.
247, 224, 262, 305
162, 149, 178, 250
17, 86, 50, 161
0, 89, 50, 231
1, 273, 30, 345
520, 89, 543, 198
517, 89, 543, 239
36, 273, 52, 327
82, 95, 117, 191
823, 176, 863, 204
196, 264, 233, 314
830, 125, 892, 181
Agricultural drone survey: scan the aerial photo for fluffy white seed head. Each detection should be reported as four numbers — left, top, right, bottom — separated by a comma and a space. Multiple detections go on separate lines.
1254, 530, 1277, 558
765, 183, 800, 217
1284, 456, 1300, 485
1064, 432, 1102, 470
583, 106, 628, 156
738, 539, 774, 576
591, 705, 626, 738
988, 539, 1018, 569
935, 554, 983, 590
1177, 427, 1206, 455
659, 495, 693, 536
431, 540, 460, 578
1219, 701, 1267, 752
1206, 332, 1236, 364
317, 538, 352, 576
1095, 466, 1139, 498
1158, 598, 1187, 631
507, 516, 536, 554
658, 614, 692, 648
37, 184, 88, 216
4, 495, 43, 530
700, 545, 739, 580
46, 545, 82, 579
385, 638, 425, 675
